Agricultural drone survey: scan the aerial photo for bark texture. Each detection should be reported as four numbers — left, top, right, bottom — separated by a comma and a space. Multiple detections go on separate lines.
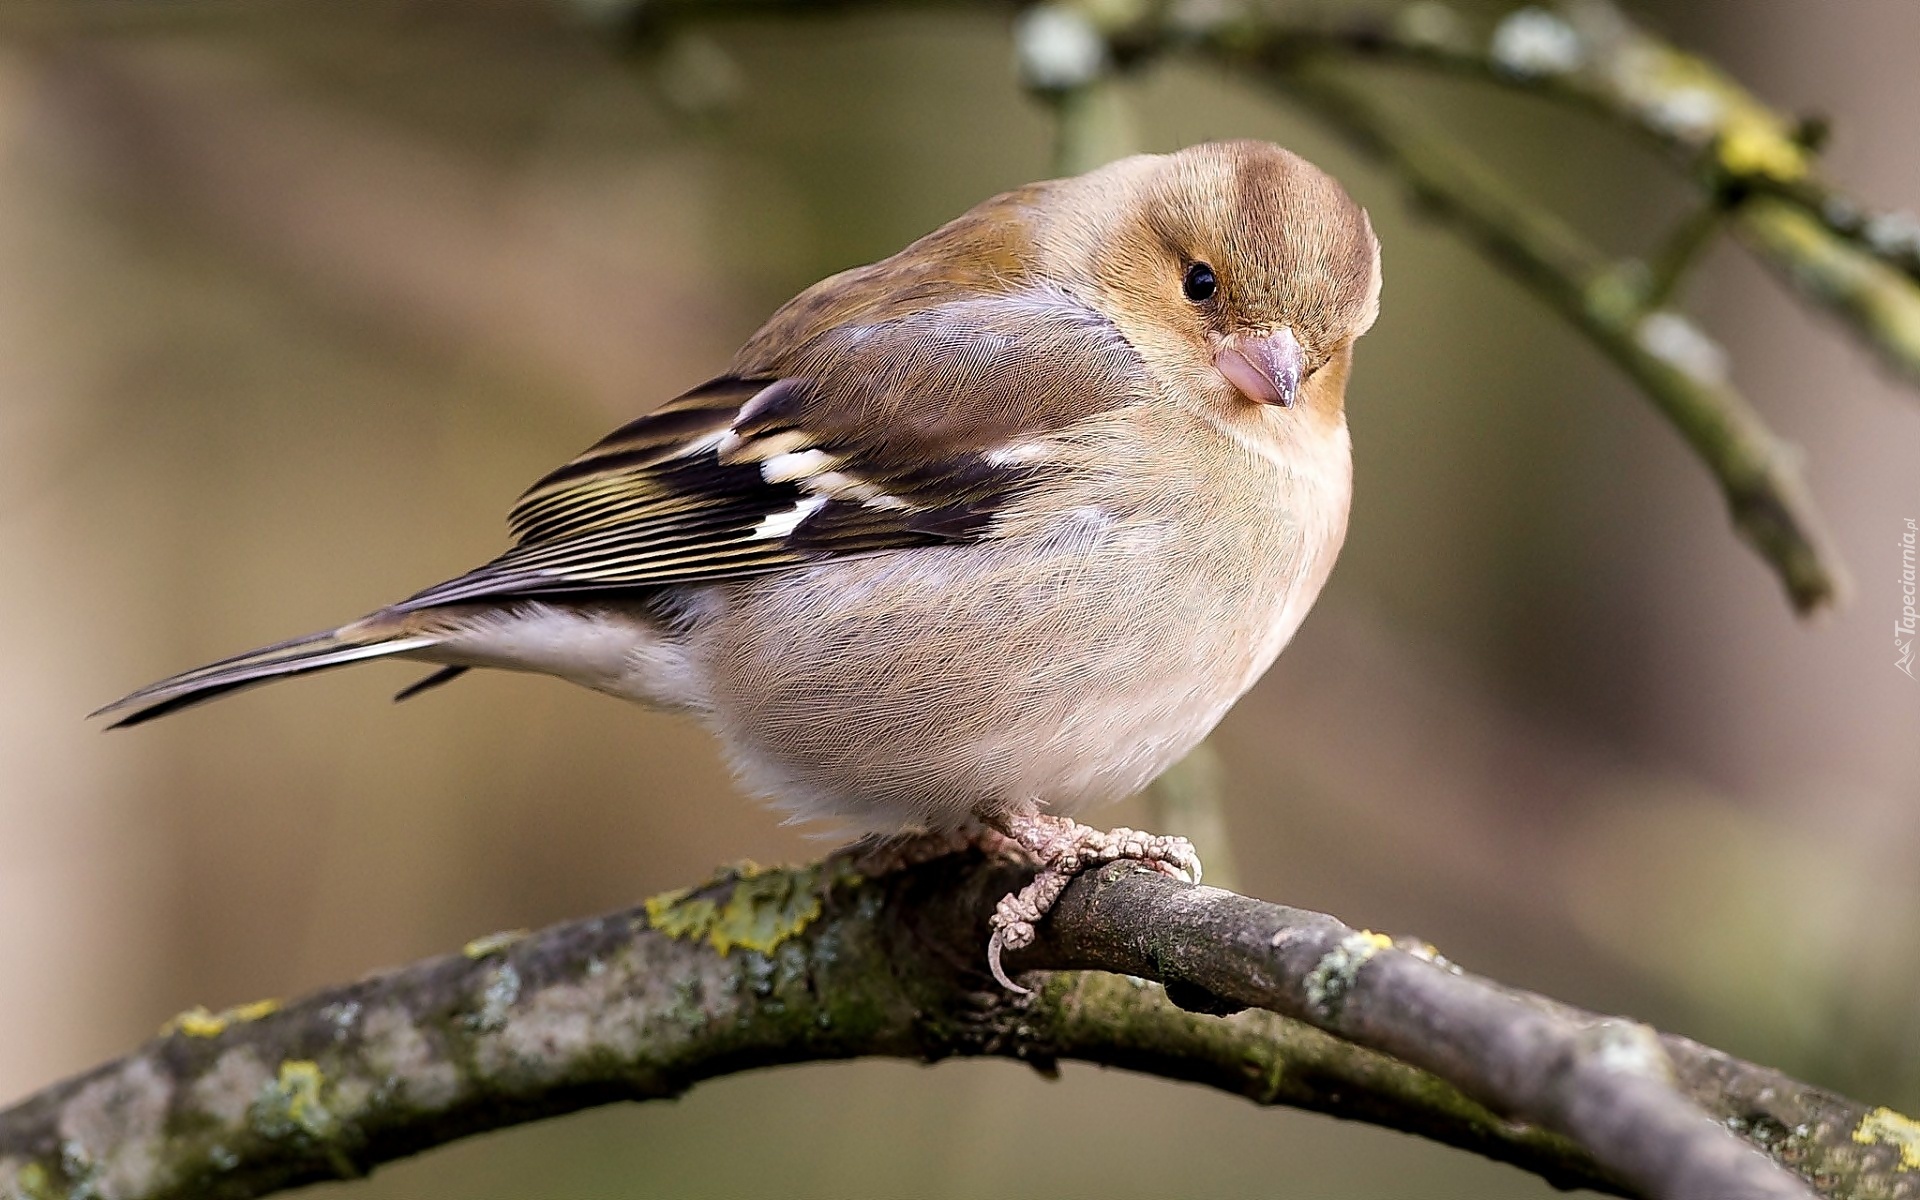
2, 854, 1915, 1200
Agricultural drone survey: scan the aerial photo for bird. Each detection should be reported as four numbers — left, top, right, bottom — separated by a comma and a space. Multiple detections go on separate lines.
97, 139, 1381, 990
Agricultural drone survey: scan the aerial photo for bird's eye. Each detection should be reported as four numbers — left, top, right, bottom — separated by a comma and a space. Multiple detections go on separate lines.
1182, 262, 1217, 303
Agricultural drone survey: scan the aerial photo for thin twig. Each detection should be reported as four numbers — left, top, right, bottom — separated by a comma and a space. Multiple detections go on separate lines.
1641, 196, 1738, 311
1736, 196, 1920, 387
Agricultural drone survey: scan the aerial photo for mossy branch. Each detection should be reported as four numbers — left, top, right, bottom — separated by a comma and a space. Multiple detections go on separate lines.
3, 854, 1915, 1200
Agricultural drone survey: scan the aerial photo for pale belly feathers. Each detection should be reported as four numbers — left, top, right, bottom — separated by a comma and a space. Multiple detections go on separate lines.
426, 408, 1352, 836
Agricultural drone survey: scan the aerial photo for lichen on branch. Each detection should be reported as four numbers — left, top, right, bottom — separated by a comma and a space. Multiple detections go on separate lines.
3, 855, 1914, 1200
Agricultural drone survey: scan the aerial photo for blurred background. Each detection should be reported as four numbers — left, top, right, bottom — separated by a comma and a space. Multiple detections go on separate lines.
2, 1, 1916, 1196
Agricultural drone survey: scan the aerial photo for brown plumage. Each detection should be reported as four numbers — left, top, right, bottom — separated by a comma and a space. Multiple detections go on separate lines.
97, 141, 1381, 988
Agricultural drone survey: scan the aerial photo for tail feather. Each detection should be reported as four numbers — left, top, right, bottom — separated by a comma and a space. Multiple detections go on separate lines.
392, 665, 470, 703
94, 627, 438, 729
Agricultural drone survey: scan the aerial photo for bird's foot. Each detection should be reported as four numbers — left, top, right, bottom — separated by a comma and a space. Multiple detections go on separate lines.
984, 813, 1201, 993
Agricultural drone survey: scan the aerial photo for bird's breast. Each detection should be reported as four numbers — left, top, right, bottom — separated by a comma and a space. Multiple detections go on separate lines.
693, 404, 1352, 831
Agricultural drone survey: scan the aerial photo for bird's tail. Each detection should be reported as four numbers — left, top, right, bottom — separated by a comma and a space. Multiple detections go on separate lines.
93, 619, 441, 729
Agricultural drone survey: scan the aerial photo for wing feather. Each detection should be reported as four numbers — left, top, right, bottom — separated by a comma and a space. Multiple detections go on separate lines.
395, 287, 1149, 612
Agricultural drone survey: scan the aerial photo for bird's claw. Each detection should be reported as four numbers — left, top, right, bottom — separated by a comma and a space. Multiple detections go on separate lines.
987, 890, 1041, 992
1125, 832, 1202, 885
981, 815, 1203, 991
985, 927, 1033, 993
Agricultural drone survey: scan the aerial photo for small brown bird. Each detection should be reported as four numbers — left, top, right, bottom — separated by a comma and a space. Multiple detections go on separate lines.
99, 140, 1380, 989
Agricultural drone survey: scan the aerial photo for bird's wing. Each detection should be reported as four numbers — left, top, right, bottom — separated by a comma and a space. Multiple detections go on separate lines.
394, 287, 1150, 610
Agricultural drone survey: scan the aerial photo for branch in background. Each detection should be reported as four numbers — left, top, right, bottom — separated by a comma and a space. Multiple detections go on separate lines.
1141, 740, 1239, 891
1266, 67, 1843, 613
1736, 197, 1920, 384
1015, 3, 1136, 177
1640, 196, 1737, 312
3, 855, 1914, 1200
1146, 0, 1920, 389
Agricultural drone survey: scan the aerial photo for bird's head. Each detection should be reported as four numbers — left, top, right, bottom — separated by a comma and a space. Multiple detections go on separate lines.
1047, 140, 1381, 417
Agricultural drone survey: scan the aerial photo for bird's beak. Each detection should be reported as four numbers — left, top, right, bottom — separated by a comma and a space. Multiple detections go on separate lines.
1215, 327, 1305, 408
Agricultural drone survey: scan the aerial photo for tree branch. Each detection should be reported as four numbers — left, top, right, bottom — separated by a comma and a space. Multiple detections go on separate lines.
1262, 66, 1844, 613
1120, 0, 1920, 390
3, 855, 1914, 1200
